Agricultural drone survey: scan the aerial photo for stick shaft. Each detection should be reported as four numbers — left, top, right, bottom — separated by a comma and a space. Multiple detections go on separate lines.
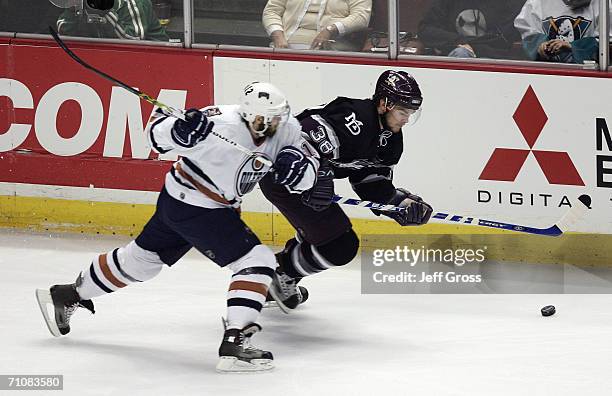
48, 27, 273, 167
332, 195, 572, 236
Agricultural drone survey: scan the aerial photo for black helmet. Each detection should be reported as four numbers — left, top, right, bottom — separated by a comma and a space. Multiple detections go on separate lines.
373, 70, 423, 110
562, 0, 591, 9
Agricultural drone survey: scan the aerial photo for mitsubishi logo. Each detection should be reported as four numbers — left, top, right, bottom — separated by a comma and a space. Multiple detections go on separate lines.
479, 86, 584, 186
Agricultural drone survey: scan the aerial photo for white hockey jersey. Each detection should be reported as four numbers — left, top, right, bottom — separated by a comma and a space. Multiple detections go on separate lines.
146, 105, 319, 209
514, 0, 610, 41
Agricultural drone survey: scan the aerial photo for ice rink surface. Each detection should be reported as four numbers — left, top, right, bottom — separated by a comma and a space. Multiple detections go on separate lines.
1, 229, 612, 396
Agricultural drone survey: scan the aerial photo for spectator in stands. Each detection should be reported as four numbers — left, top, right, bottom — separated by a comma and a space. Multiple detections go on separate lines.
418, 0, 524, 59
57, 0, 170, 41
0, 0, 62, 34
262, 0, 372, 51
514, 0, 607, 64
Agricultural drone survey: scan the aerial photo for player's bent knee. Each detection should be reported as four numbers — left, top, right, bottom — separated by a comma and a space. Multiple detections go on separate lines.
226, 245, 276, 287
226, 244, 277, 274
117, 241, 165, 282
314, 229, 359, 267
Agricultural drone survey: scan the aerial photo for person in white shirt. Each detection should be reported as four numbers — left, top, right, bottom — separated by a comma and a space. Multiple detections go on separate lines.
35, 82, 321, 373
262, 0, 372, 51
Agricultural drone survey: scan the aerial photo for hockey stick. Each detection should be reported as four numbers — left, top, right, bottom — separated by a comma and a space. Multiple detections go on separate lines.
332, 194, 592, 237
48, 27, 273, 167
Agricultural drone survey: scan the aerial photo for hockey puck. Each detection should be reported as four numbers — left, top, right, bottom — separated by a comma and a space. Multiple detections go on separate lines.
541, 305, 556, 317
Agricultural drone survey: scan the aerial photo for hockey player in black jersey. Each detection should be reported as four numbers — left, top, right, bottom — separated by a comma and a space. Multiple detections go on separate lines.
261, 70, 433, 312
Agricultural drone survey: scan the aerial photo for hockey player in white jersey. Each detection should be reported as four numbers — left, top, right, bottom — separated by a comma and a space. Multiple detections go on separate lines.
35, 82, 320, 373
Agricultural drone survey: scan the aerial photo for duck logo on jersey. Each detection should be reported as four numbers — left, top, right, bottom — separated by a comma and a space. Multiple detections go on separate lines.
543, 16, 592, 42
236, 154, 272, 196
344, 112, 364, 135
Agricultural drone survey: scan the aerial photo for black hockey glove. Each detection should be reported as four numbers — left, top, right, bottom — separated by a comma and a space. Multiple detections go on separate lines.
273, 146, 311, 188
375, 188, 433, 226
301, 161, 334, 212
171, 108, 213, 148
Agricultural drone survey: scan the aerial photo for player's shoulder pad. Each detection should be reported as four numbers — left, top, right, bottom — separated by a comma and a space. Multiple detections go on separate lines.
272, 116, 302, 145
284, 115, 301, 130
325, 97, 375, 114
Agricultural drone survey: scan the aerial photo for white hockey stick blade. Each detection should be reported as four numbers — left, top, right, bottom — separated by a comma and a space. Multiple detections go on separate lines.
35, 289, 61, 337
555, 194, 592, 232
216, 357, 274, 373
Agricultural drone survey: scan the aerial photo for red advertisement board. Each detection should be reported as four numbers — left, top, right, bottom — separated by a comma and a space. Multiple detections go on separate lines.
0, 39, 214, 191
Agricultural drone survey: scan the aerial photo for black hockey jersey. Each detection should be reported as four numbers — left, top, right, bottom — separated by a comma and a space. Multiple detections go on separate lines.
297, 97, 403, 203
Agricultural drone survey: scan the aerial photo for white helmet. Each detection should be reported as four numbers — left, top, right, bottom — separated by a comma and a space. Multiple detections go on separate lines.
239, 82, 291, 137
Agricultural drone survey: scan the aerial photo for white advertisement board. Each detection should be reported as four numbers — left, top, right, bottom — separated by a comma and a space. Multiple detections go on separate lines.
215, 57, 612, 234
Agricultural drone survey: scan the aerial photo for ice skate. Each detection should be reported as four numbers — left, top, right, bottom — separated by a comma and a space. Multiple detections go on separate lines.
216, 323, 274, 373
35, 284, 95, 337
267, 241, 309, 313
267, 274, 309, 313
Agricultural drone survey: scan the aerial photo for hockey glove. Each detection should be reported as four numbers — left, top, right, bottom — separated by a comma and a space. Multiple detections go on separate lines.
273, 146, 311, 189
301, 161, 334, 212
375, 188, 433, 226
171, 108, 214, 148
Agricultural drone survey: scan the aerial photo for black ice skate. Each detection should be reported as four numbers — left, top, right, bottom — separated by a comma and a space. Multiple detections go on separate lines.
35, 284, 95, 337
216, 323, 273, 373
267, 241, 309, 313
267, 271, 309, 314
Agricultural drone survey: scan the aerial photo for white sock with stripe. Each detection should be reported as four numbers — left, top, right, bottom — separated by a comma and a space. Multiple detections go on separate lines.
76, 241, 164, 300
225, 245, 276, 329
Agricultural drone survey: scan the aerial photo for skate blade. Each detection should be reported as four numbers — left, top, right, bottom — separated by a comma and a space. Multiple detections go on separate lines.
267, 288, 290, 315
215, 357, 274, 373
263, 301, 279, 309
35, 289, 61, 337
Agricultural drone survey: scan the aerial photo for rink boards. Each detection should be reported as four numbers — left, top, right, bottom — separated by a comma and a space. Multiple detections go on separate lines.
1, 37, 612, 265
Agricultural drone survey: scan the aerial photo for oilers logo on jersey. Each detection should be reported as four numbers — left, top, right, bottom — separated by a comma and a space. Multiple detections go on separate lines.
543, 16, 592, 42
236, 154, 272, 196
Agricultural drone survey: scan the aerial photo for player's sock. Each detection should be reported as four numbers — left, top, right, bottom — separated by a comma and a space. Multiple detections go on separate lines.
270, 232, 357, 310
225, 267, 273, 329
76, 247, 143, 300
276, 238, 336, 278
